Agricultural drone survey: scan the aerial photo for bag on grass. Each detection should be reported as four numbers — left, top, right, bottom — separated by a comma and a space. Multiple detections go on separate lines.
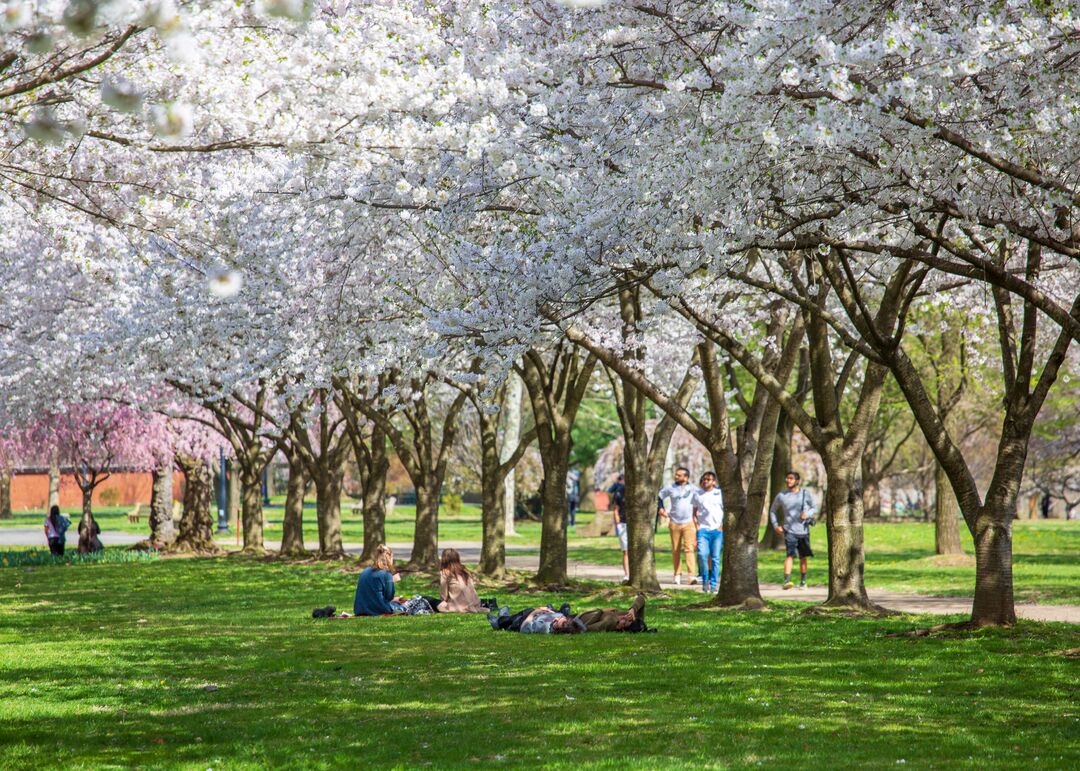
402, 596, 433, 616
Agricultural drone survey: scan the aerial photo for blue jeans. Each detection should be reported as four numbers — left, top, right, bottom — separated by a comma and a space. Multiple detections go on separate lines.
697, 529, 723, 588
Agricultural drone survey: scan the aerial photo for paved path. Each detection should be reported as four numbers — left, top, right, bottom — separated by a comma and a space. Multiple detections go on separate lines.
3, 530, 1075, 623
0, 527, 143, 547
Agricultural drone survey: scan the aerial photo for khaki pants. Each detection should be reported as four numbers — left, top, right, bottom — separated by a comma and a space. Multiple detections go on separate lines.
669, 521, 697, 575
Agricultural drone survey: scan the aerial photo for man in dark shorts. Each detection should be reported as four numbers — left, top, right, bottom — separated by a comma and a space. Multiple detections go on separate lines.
769, 471, 817, 590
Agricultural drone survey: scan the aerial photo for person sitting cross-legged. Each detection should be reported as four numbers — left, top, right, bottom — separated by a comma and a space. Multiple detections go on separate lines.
354, 544, 406, 616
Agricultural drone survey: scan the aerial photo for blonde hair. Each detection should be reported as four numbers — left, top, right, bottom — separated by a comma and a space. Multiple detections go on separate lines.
373, 544, 395, 573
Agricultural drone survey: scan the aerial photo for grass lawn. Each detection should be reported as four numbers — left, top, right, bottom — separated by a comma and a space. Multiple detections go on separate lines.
0, 558, 1077, 769
568, 520, 1080, 605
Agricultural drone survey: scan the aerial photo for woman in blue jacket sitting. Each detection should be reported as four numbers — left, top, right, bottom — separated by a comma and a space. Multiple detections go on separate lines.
354, 544, 405, 616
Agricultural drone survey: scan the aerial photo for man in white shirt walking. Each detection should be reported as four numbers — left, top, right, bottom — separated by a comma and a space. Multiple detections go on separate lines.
692, 471, 724, 593
658, 466, 697, 585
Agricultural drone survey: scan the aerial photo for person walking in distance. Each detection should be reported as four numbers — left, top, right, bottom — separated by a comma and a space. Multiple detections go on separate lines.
658, 467, 697, 586
566, 467, 581, 529
769, 471, 817, 590
607, 474, 629, 583
692, 472, 724, 593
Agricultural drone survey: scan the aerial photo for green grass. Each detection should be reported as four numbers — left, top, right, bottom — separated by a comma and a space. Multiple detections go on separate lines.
0, 558, 1077, 769
0, 548, 160, 568
568, 520, 1080, 605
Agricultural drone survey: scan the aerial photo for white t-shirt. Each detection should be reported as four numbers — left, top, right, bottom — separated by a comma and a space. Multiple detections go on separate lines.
693, 488, 724, 530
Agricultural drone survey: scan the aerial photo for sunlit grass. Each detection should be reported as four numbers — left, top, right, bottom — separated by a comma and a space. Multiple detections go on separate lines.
0, 557, 1076, 768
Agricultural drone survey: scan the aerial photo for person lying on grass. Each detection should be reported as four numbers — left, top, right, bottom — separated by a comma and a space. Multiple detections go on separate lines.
488, 603, 586, 634
488, 595, 649, 634
353, 544, 406, 616
572, 593, 648, 633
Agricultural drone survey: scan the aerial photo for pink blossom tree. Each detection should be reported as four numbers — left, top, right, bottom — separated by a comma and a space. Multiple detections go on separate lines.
36, 402, 168, 553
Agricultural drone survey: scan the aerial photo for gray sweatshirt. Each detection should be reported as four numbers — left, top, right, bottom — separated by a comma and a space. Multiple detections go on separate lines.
658, 482, 697, 525
769, 489, 817, 536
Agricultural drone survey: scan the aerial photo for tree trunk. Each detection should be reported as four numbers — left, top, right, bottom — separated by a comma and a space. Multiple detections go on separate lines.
314, 459, 345, 558
970, 512, 1016, 626
621, 464, 660, 591
408, 482, 440, 571
0, 469, 11, 519
478, 471, 507, 578
716, 462, 766, 609
77, 487, 100, 554
171, 458, 218, 553
820, 455, 876, 610
862, 454, 882, 520
148, 465, 176, 547
227, 460, 240, 530
47, 450, 60, 510
934, 462, 964, 555
761, 414, 793, 550
360, 426, 389, 564
239, 464, 265, 553
501, 372, 523, 537
280, 447, 306, 557
535, 455, 569, 585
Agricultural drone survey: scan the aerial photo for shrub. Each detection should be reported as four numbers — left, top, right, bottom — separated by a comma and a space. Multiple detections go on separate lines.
442, 492, 463, 517
99, 488, 122, 507
0, 548, 160, 569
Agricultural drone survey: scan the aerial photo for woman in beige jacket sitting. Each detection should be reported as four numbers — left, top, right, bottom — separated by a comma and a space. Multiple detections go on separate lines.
437, 548, 482, 613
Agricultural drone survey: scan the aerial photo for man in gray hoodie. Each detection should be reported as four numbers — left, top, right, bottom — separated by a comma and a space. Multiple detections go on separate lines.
769, 470, 817, 590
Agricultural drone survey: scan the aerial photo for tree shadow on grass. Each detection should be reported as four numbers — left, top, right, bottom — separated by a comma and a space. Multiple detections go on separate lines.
2, 559, 1078, 768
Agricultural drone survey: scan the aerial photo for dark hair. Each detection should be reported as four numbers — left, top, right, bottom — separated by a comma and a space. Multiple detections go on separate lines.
440, 548, 470, 584
700, 471, 717, 483
48, 505, 61, 527
675, 466, 690, 475
787, 470, 801, 482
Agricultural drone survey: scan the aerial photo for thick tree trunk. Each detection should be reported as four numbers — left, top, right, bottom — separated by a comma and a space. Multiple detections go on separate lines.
621, 463, 660, 591
280, 448, 306, 557
360, 428, 388, 563
536, 455, 569, 585
408, 482, 440, 571
501, 373, 523, 537
314, 460, 345, 558
761, 414, 793, 550
970, 512, 1016, 626
148, 465, 176, 547
478, 472, 507, 578
239, 465, 265, 553
77, 488, 100, 554
47, 450, 60, 510
171, 458, 218, 553
717, 473, 765, 609
820, 456, 876, 610
0, 469, 11, 519
934, 462, 964, 555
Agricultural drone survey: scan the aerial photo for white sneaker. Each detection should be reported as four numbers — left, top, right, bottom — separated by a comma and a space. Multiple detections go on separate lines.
623, 575, 630, 584
674, 574, 682, 585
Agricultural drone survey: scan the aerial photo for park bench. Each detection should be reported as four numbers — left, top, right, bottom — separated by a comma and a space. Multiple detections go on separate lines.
127, 502, 142, 524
